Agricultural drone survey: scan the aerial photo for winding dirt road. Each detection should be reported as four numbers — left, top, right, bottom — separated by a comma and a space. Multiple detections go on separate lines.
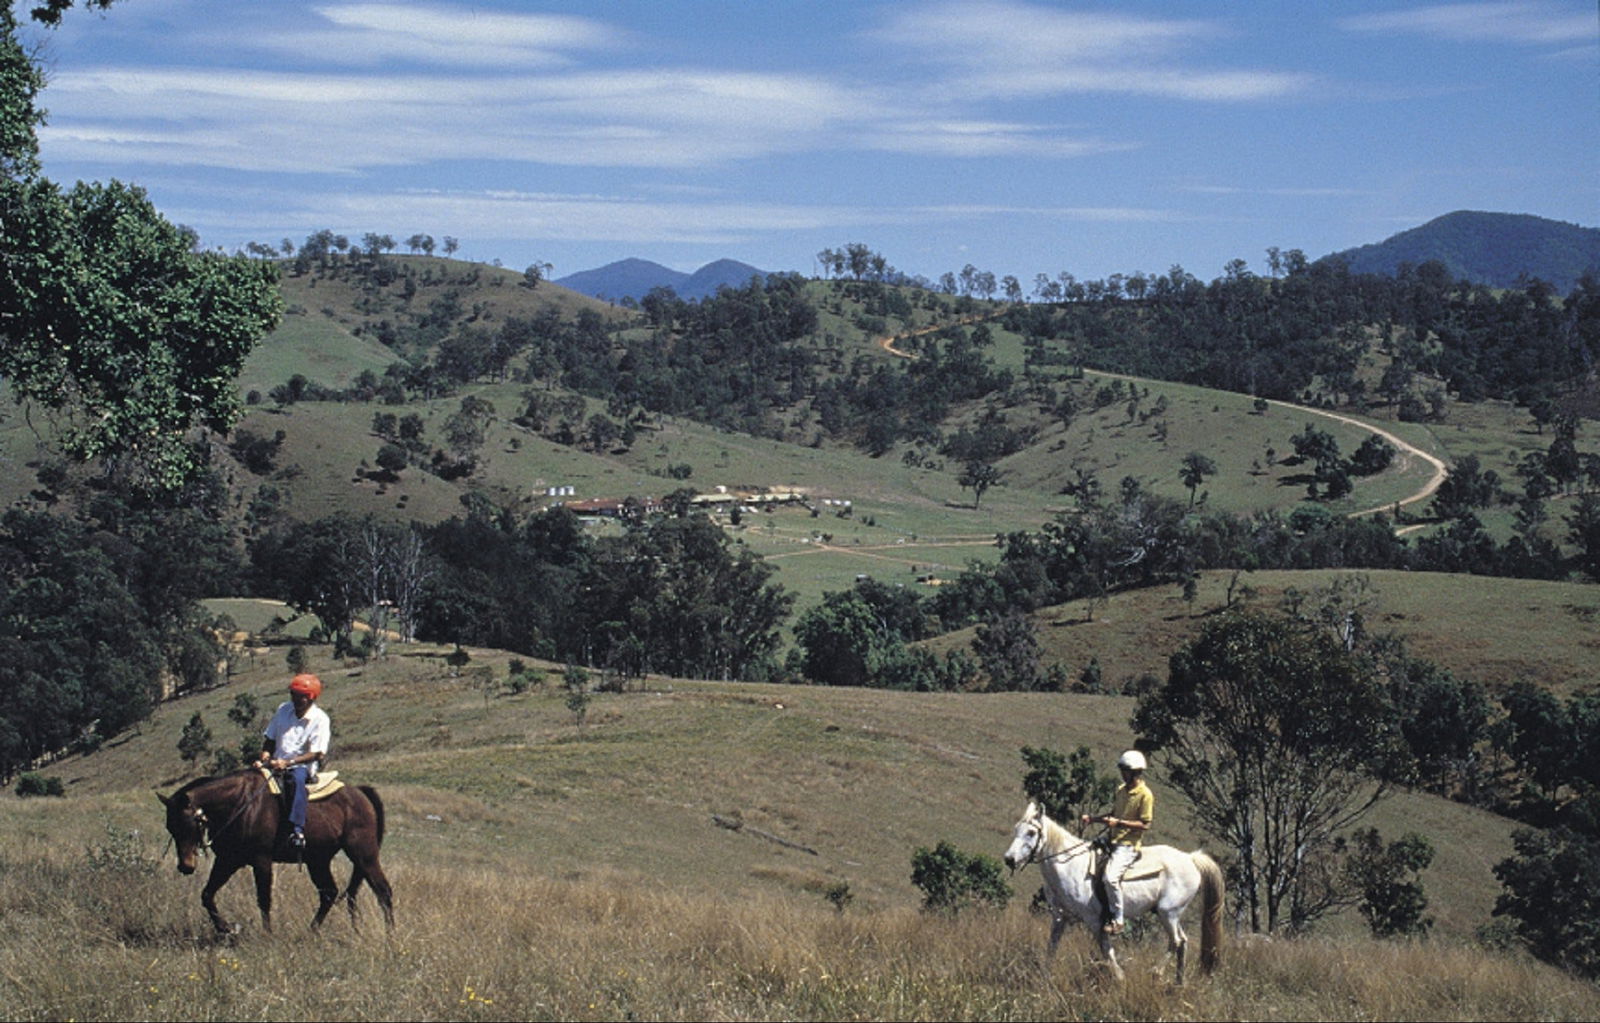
876, 320, 1449, 532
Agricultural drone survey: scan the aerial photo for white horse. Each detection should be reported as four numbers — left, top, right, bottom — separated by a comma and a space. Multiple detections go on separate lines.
1003, 801, 1223, 983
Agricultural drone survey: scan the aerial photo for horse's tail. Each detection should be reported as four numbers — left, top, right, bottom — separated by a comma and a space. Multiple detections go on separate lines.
360, 785, 386, 847
1192, 849, 1225, 974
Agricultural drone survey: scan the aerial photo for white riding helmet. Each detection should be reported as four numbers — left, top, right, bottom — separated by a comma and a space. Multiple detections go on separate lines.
1117, 749, 1147, 772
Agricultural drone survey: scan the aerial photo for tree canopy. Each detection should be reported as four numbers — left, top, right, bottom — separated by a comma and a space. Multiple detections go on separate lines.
1133, 610, 1404, 933
1, 8, 281, 490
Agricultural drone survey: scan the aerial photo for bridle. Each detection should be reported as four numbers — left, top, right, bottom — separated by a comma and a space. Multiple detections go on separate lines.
178, 775, 267, 856
1014, 815, 1096, 869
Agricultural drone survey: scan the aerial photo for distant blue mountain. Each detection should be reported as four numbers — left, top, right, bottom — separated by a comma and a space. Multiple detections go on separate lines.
1323, 211, 1600, 293
556, 257, 770, 302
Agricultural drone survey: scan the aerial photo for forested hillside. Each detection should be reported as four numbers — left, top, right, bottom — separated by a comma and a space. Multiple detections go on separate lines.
1326, 211, 1600, 293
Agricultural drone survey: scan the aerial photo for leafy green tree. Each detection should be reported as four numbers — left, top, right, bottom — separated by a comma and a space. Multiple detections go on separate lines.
957, 460, 1006, 509
251, 515, 367, 653
14, 772, 65, 797
1020, 745, 1114, 824
1344, 828, 1434, 938
1431, 455, 1501, 520
1, 7, 281, 490
1495, 682, 1578, 804
1133, 610, 1402, 933
1494, 827, 1600, 979
1179, 452, 1218, 507
0, 510, 167, 779
791, 581, 938, 688
563, 664, 591, 728
1567, 493, 1600, 582
1379, 645, 1490, 795
1349, 435, 1396, 476
971, 611, 1043, 690
375, 443, 409, 478
791, 591, 880, 687
909, 841, 1011, 914
177, 712, 213, 769
577, 515, 792, 681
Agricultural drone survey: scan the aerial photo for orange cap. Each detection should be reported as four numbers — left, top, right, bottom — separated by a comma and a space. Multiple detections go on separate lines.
289, 673, 323, 700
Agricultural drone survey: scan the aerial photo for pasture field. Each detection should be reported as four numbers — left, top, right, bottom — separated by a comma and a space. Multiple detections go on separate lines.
924, 567, 1600, 698
2, 851, 1595, 1022
9, 633, 1599, 1018
215, 364, 1444, 619
3, 645, 1595, 1020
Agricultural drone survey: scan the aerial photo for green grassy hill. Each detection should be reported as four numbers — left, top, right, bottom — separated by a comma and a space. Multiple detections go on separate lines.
6, 643, 1596, 1020
920, 568, 1600, 699
20, 645, 1529, 935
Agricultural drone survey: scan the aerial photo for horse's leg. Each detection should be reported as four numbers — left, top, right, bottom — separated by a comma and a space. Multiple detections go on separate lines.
342, 861, 367, 930
1164, 909, 1188, 986
353, 851, 395, 930
1048, 911, 1068, 956
1099, 932, 1126, 981
250, 855, 275, 932
307, 856, 341, 929
200, 858, 244, 935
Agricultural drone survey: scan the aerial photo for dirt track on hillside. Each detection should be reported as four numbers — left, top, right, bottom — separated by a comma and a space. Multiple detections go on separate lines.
876, 321, 1448, 533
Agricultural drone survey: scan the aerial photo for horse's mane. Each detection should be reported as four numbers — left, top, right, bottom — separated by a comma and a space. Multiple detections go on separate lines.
1031, 806, 1086, 857
171, 770, 257, 804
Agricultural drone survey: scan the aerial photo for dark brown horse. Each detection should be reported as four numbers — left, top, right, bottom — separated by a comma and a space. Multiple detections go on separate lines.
158, 770, 394, 934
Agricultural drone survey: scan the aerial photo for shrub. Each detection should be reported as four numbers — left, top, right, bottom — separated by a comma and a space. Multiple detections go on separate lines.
14, 772, 64, 798
1345, 828, 1434, 938
909, 840, 1011, 914
1494, 826, 1600, 979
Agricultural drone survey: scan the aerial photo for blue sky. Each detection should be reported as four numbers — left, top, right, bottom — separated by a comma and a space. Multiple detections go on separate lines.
19, 0, 1597, 284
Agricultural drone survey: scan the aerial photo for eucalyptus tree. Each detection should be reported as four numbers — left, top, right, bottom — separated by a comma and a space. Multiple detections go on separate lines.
1, 5, 281, 491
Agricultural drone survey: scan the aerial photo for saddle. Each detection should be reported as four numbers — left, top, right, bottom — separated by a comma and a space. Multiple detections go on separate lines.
257, 766, 344, 800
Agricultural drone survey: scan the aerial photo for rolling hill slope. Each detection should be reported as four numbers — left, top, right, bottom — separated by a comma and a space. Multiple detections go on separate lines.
1324, 211, 1600, 292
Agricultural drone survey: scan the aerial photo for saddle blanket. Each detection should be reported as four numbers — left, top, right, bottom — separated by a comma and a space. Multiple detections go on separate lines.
258, 767, 344, 800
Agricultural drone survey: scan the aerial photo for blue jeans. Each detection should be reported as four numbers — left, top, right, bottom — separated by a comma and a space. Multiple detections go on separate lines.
284, 765, 311, 834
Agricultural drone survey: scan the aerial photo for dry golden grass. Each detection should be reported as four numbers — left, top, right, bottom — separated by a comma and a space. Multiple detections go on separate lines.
4, 645, 1595, 1019
1, 848, 1594, 1022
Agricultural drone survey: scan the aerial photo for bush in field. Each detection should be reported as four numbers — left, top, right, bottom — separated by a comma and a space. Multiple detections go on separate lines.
910, 840, 1011, 914
14, 772, 63, 798
1345, 828, 1435, 939
1494, 825, 1600, 980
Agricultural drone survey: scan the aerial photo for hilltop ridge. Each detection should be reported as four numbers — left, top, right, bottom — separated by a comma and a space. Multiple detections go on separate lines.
556, 257, 770, 302
1323, 210, 1600, 292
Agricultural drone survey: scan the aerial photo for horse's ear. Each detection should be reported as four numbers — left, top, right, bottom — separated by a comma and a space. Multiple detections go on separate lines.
156, 791, 171, 807
1025, 799, 1039, 817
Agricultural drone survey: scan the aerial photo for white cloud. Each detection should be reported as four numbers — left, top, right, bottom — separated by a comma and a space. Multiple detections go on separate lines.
246, 3, 623, 67
1339, 3, 1596, 45
863, 120, 1134, 158
870, 0, 1313, 102
162, 185, 1179, 251
39, 64, 873, 172
1179, 185, 1378, 198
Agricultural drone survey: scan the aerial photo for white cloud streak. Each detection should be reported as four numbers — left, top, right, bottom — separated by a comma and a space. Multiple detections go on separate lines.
164, 186, 1178, 249
252, 3, 623, 67
870, 0, 1315, 101
34, 0, 1322, 179
1338, 3, 1596, 46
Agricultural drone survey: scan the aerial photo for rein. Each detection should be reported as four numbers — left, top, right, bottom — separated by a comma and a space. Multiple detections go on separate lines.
1022, 819, 1097, 868
193, 775, 268, 853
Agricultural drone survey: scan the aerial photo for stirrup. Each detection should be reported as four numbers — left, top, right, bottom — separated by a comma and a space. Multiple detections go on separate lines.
1102, 920, 1124, 935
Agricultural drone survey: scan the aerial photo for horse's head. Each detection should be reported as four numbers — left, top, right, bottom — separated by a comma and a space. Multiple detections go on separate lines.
1003, 801, 1046, 872
157, 787, 207, 874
